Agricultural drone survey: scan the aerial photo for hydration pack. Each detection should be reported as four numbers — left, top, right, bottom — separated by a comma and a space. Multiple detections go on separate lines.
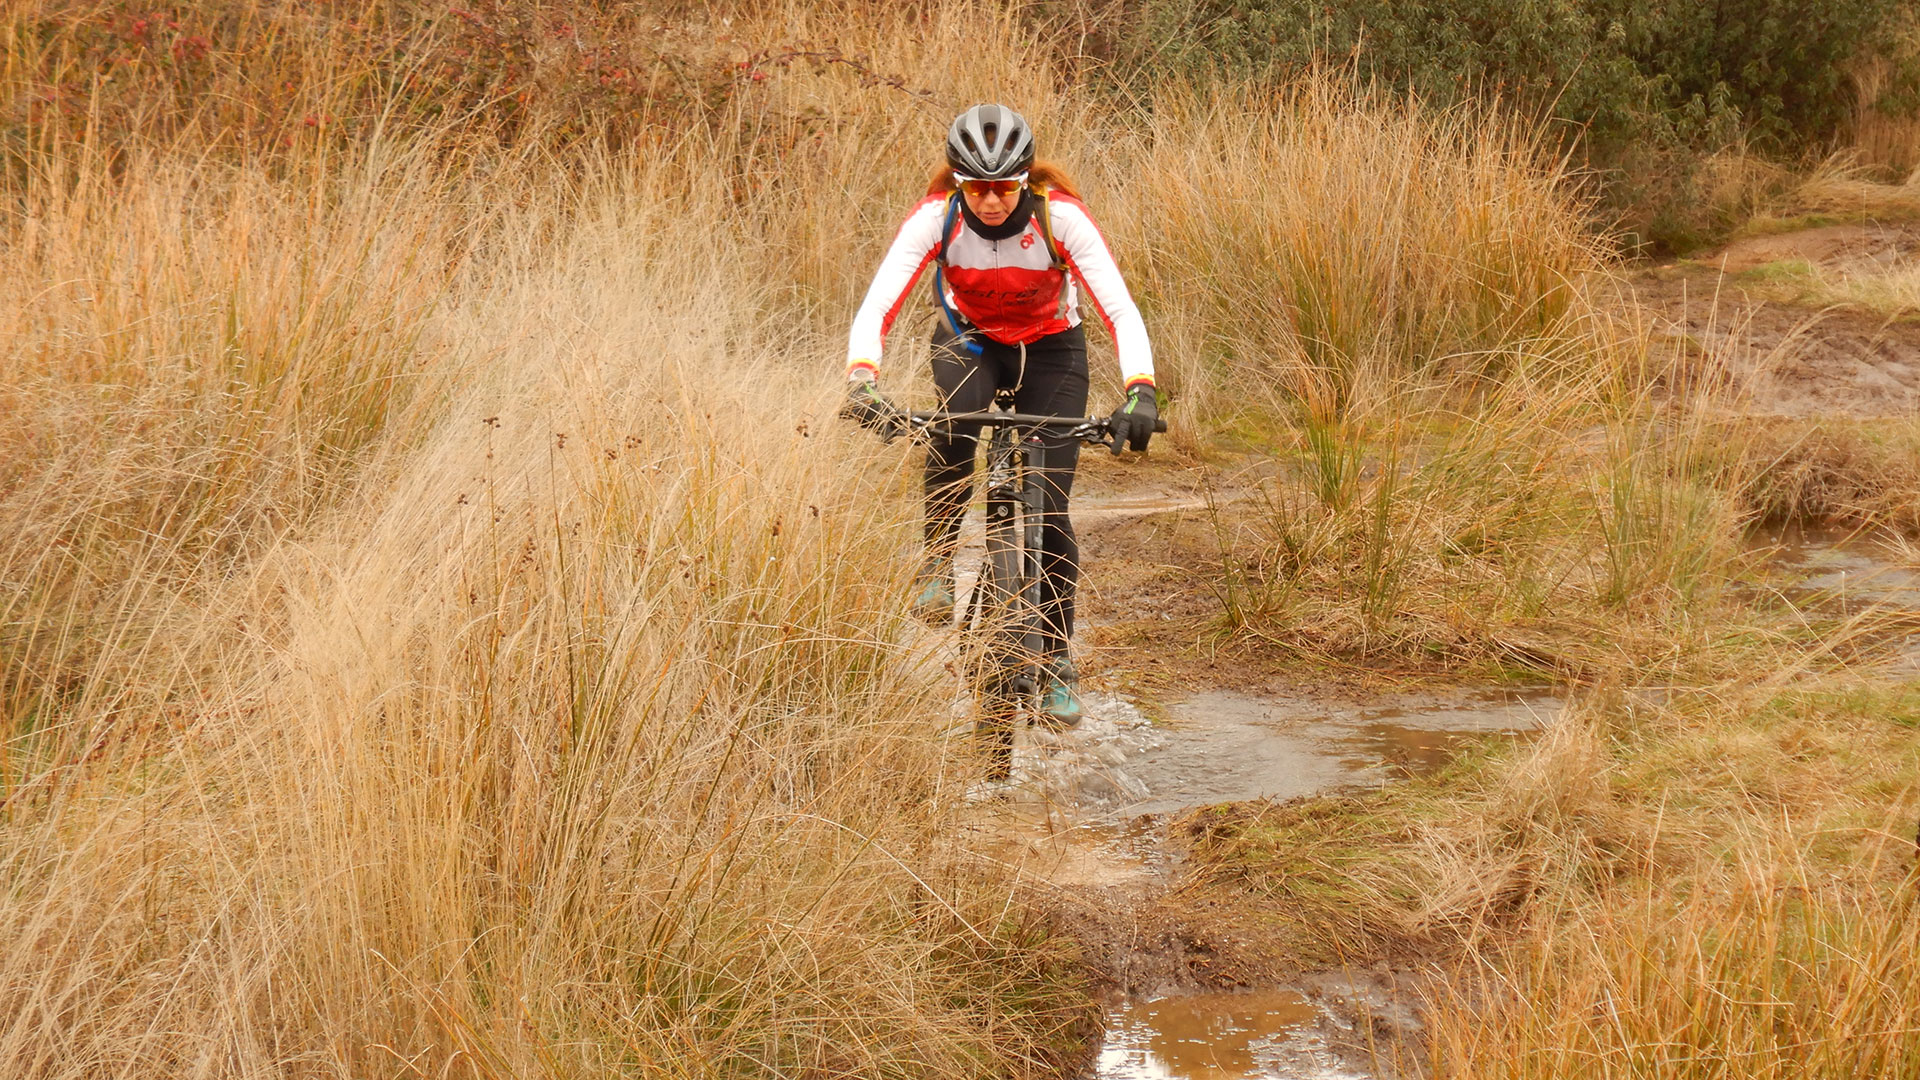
930, 189, 1067, 356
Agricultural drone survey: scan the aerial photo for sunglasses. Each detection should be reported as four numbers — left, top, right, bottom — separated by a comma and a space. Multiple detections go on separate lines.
954, 172, 1028, 198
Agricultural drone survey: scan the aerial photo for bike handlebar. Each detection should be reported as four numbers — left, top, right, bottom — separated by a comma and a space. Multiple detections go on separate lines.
906, 409, 1159, 430
902, 407, 1159, 441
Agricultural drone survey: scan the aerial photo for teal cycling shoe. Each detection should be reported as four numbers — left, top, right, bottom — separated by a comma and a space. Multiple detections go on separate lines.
910, 562, 955, 626
1035, 657, 1084, 730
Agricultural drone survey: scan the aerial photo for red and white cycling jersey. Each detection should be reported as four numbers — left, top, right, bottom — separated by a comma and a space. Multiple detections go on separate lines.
846, 192, 1155, 388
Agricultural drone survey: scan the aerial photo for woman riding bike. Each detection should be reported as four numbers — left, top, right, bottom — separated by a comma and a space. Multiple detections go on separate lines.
841, 103, 1158, 728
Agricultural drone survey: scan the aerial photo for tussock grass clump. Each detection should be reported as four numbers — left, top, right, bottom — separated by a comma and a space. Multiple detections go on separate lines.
1076, 77, 1762, 677
0, 157, 1087, 1079
1180, 699, 1636, 967
1792, 157, 1920, 218
1188, 321, 1776, 678
1807, 262, 1920, 316
1, 152, 471, 785
1437, 870, 1920, 1080
1740, 419, 1920, 533
1068, 79, 1789, 676
1677, 149, 1920, 251
1850, 34, 1920, 178
223, 249, 1088, 1073
1426, 683, 1920, 1079
1099, 78, 1603, 433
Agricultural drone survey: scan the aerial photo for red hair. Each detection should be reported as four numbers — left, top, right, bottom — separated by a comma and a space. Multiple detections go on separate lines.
926, 159, 1081, 200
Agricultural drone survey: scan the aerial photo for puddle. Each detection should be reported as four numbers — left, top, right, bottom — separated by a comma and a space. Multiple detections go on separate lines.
1751, 522, 1920, 609
1094, 990, 1368, 1080
1749, 523, 1920, 673
985, 689, 1555, 826
979, 688, 1557, 889
981, 688, 1554, 1079
1116, 689, 1558, 818
1010, 691, 1169, 813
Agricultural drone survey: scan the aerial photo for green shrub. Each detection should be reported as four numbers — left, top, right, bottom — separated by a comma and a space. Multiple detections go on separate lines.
1073, 0, 1916, 157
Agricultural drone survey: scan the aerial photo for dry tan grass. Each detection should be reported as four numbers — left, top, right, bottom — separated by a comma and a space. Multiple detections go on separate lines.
0, 140, 1105, 1075
1424, 679, 1920, 1079
1795, 160, 1920, 218
8, 2, 1920, 1076
1849, 39, 1920, 179
1091, 79, 1604, 438
1, 7, 1110, 1074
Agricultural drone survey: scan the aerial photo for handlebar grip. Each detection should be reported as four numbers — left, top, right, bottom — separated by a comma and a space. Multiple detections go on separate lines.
1154, 419, 1168, 433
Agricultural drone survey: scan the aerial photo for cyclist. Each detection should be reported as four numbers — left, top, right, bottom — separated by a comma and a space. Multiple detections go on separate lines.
841, 103, 1158, 728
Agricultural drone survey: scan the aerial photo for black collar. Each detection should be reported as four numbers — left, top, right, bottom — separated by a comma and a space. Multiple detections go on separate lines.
957, 189, 1035, 240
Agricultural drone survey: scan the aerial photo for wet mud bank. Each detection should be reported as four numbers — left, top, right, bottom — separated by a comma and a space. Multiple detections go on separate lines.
1007, 522, 1920, 1079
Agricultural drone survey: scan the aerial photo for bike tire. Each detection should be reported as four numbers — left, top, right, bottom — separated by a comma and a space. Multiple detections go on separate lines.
962, 437, 1044, 780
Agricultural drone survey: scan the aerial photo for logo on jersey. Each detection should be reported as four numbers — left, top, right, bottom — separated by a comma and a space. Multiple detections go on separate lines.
1020, 233, 1035, 249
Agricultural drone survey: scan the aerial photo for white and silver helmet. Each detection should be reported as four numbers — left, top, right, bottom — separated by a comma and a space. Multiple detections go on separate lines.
945, 104, 1035, 180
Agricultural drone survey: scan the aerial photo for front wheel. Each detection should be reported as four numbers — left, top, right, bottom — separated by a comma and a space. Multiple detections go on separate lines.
963, 575, 1033, 782
962, 486, 1040, 780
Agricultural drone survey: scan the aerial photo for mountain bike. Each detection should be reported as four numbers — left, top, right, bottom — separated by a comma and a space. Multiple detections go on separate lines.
895, 391, 1167, 780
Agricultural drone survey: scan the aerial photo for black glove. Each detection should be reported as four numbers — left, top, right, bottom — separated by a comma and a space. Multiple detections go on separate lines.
840, 378, 905, 439
1107, 383, 1158, 455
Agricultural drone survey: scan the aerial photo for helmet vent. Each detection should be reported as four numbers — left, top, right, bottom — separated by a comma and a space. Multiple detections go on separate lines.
946, 104, 1034, 181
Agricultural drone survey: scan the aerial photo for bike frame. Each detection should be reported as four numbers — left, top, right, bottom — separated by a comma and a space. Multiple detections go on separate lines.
977, 413, 1048, 683
907, 397, 1125, 777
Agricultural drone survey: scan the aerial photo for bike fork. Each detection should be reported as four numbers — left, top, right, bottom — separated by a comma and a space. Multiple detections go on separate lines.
1017, 434, 1051, 674
974, 440, 1032, 780
974, 437, 1057, 781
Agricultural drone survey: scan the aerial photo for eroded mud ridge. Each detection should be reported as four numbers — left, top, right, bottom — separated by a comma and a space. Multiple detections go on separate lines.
1617, 221, 1920, 419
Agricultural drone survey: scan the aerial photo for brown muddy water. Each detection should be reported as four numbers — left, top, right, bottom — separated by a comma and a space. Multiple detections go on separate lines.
1096, 990, 1369, 1080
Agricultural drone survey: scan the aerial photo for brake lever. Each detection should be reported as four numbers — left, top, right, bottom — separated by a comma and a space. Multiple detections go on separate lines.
882, 411, 913, 443
1069, 422, 1113, 450
898, 412, 972, 445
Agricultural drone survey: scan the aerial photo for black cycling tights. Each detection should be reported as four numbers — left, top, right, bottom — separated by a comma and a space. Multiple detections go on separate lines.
925, 324, 1088, 659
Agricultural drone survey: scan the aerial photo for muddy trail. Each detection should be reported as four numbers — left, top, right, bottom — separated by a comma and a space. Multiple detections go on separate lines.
973, 496, 1920, 1080
948, 225, 1920, 1079
975, 683, 1553, 1079
1611, 220, 1920, 418
960, 474, 1564, 1079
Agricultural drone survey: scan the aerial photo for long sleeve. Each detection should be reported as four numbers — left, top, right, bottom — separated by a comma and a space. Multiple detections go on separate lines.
845, 196, 948, 378
1047, 195, 1155, 388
